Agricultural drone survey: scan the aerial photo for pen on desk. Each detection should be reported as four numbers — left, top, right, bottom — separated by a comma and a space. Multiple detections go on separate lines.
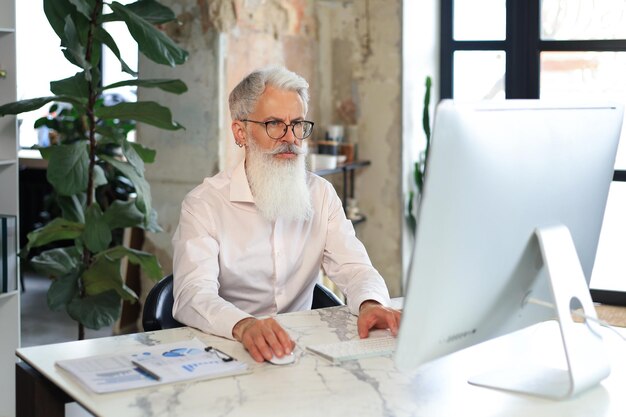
131, 360, 161, 381
205, 346, 235, 362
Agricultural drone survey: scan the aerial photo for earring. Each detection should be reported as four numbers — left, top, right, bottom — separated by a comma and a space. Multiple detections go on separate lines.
236, 142, 244, 148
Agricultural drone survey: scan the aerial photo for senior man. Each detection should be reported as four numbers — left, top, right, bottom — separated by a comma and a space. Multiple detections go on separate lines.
172, 66, 400, 362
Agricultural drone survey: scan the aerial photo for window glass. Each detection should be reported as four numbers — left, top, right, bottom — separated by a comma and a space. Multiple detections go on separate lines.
543, 51, 626, 293
102, 3, 138, 102
16, 0, 77, 148
16, 0, 138, 149
541, 0, 626, 40
540, 52, 626, 100
540, 51, 626, 169
591, 182, 626, 292
101, 3, 138, 142
453, 51, 506, 100
454, 0, 506, 41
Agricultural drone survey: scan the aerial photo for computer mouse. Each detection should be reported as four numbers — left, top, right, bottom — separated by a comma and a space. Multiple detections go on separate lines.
267, 351, 296, 365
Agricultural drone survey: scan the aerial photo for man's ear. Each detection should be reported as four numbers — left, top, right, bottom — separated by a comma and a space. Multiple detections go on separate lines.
231, 121, 246, 147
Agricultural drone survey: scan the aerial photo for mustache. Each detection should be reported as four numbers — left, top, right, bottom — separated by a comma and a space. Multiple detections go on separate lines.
266, 143, 307, 155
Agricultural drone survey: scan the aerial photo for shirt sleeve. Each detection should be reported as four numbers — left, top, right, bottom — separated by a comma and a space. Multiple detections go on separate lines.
320, 181, 391, 315
171, 197, 252, 340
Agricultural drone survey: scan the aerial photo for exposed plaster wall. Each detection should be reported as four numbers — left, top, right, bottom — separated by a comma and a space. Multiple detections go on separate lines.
138, 0, 224, 275
221, 0, 318, 171
316, 0, 403, 296
352, 0, 403, 297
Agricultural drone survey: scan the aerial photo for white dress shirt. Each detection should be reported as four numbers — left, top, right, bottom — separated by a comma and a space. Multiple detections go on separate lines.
172, 159, 391, 339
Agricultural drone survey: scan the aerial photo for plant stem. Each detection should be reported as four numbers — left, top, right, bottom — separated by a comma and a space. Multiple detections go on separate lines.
85, 1, 102, 209
77, 0, 103, 340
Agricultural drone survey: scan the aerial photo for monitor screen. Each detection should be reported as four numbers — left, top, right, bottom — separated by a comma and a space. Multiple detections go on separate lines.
395, 100, 623, 398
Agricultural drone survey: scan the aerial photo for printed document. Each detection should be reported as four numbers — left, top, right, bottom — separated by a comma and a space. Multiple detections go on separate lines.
56, 338, 249, 393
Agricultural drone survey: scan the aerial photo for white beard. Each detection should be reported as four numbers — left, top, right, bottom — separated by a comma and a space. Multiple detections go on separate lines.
245, 139, 313, 222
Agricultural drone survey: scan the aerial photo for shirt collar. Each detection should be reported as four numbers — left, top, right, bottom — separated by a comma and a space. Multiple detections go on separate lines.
230, 157, 255, 203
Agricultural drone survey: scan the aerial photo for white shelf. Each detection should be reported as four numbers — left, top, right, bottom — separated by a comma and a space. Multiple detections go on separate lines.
0, 290, 19, 299
0, 0, 19, 415
0, 159, 17, 166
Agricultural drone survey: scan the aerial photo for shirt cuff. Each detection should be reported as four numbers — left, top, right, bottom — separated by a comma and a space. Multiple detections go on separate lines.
347, 293, 391, 316
210, 308, 254, 340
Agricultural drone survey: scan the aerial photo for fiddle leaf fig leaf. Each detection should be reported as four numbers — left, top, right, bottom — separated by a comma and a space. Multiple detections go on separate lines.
40, 142, 89, 196
30, 247, 82, 279
25, 218, 84, 252
50, 72, 89, 98
83, 255, 138, 300
67, 290, 122, 330
109, 1, 188, 66
122, 138, 145, 174
57, 194, 86, 223
47, 271, 81, 311
68, 0, 93, 18
123, 0, 176, 24
129, 142, 156, 164
95, 101, 184, 130
100, 245, 162, 280
43, 0, 77, 41
0, 96, 85, 116
94, 27, 138, 76
102, 78, 187, 94
101, 0, 176, 24
103, 200, 144, 229
83, 203, 112, 253
0, 97, 56, 116
99, 155, 152, 227
62, 16, 92, 77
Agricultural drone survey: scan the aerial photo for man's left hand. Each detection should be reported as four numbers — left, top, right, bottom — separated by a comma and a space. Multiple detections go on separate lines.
357, 300, 402, 338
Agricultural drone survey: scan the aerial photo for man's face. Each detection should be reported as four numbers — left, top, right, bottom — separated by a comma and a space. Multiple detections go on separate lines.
237, 85, 313, 222
234, 86, 306, 159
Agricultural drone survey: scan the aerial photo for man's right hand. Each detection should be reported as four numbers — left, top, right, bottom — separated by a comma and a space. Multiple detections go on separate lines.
232, 317, 295, 363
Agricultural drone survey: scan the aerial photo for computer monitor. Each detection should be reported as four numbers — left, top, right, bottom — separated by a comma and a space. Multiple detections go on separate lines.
396, 100, 624, 399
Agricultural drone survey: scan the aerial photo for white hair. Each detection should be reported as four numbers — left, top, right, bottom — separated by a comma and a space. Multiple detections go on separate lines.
229, 66, 309, 121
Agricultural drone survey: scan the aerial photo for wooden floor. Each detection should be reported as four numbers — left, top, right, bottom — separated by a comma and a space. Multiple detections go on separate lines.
21, 270, 113, 348
596, 304, 626, 328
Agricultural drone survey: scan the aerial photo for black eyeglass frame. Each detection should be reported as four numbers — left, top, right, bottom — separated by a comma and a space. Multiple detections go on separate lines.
240, 119, 315, 140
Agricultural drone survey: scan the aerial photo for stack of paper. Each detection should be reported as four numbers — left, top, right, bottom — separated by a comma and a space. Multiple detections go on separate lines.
56, 338, 249, 393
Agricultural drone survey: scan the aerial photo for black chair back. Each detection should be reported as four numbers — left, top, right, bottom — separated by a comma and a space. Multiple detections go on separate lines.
142, 274, 183, 331
312, 281, 344, 309
143, 274, 344, 331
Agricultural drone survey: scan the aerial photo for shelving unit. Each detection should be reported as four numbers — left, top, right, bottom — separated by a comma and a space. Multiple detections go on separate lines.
314, 160, 370, 225
0, 0, 19, 416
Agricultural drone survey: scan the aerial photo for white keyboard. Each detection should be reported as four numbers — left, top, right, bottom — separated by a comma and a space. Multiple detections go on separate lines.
306, 336, 397, 364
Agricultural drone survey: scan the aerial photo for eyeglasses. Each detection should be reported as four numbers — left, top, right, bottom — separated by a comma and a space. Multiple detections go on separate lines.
241, 119, 314, 140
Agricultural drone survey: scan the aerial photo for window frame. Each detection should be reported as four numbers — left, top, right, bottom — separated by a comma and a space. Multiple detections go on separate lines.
440, 0, 626, 306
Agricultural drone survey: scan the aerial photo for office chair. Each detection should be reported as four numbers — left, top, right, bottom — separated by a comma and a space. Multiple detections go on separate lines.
143, 274, 344, 331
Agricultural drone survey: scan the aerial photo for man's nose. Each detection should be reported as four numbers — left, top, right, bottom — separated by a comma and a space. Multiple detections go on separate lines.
281, 125, 298, 144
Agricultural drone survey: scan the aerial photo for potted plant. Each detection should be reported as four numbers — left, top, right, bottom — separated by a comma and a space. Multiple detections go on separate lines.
407, 76, 432, 235
0, 0, 188, 339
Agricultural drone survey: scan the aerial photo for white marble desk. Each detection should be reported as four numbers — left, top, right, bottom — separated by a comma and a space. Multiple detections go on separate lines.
16, 305, 626, 417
